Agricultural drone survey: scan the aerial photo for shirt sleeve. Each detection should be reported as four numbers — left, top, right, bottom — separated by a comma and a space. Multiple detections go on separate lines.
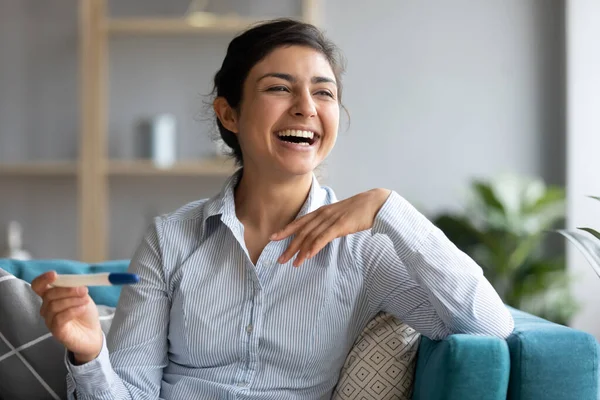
359, 190, 514, 340
65, 218, 170, 399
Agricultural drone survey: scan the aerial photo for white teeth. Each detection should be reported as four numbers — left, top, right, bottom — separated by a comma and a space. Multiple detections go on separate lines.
276, 129, 315, 139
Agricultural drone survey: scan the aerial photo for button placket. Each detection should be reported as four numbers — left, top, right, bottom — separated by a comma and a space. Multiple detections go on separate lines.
232, 258, 257, 390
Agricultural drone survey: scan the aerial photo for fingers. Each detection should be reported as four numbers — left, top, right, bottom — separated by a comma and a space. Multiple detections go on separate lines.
31, 271, 57, 297
50, 304, 88, 334
40, 286, 88, 317
32, 271, 90, 335
43, 286, 88, 302
293, 218, 339, 267
278, 213, 329, 264
271, 211, 320, 241
44, 296, 90, 330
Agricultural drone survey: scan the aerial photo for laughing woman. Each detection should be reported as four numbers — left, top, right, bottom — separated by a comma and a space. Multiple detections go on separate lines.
32, 18, 513, 400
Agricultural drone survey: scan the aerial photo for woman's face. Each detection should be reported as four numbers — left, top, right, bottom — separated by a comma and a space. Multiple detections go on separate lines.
228, 45, 340, 178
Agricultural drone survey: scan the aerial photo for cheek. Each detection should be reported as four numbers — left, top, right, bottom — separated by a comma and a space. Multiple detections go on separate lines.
241, 97, 284, 132
238, 104, 265, 131
321, 105, 340, 133
321, 107, 339, 151
325, 132, 338, 148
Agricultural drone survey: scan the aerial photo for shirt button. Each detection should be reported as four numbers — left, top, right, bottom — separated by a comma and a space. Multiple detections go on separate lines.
246, 324, 253, 333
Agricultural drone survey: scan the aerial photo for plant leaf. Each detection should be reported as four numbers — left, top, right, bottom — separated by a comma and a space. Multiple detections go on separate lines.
473, 182, 505, 215
523, 187, 565, 215
557, 229, 600, 277
506, 233, 544, 272
578, 227, 600, 241
512, 257, 566, 283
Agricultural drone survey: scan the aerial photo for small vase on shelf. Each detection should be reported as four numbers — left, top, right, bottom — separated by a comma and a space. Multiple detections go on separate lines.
3, 221, 32, 260
139, 114, 177, 169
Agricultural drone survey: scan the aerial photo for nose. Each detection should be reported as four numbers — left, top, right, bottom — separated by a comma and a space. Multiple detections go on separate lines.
291, 90, 317, 118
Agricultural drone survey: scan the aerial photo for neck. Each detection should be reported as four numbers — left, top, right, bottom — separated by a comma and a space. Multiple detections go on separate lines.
234, 168, 313, 236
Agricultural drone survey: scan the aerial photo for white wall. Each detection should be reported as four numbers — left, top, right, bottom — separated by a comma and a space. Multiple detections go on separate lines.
566, 0, 600, 339
323, 0, 565, 215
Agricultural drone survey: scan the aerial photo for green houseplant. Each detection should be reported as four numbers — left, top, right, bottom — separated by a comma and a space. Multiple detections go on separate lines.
432, 175, 577, 325
557, 196, 600, 276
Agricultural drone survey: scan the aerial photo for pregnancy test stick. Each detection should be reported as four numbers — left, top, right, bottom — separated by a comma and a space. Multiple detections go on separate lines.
53, 273, 140, 287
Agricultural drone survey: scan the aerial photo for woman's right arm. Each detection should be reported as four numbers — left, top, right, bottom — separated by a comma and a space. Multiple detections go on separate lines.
33, 219, 170, 400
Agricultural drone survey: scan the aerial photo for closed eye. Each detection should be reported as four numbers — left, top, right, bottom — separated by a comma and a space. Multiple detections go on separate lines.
315, 90, 335, 98
266, 85, 290, 93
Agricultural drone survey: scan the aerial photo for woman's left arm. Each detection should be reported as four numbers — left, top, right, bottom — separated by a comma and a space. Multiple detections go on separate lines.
272, 189, 514, 340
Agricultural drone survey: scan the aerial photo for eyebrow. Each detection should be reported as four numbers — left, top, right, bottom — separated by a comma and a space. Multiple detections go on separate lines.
257, 72, 337, 86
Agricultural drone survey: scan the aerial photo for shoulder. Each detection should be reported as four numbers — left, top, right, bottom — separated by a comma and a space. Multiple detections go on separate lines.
154, 197, 213, 232
344, 229, 395, 261
150, 198, 213, 256
338, 189, 425, 269
159, 198, 210, 224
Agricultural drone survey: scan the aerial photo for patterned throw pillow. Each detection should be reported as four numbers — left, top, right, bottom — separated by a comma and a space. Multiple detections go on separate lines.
333, 312, 421, 400
0, 268, 114, 400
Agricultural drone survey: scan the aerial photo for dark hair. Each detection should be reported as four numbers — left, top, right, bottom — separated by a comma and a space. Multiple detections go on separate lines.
212, 18, 346, 166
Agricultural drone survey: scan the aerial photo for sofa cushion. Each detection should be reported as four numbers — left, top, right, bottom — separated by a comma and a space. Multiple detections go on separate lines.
0, 259, 129, 307
413, 334, 510, 400
506, 307, 599, 400
333, 312, 421, 400
0, 267, 114, 400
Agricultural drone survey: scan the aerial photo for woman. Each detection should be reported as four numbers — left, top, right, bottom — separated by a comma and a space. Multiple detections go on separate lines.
32, 18, 513, 400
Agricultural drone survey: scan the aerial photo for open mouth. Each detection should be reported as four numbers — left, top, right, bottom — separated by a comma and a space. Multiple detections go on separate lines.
276, 129, 318, 146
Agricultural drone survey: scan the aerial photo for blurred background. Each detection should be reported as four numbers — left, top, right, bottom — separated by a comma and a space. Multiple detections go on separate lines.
1, 1, 599, 337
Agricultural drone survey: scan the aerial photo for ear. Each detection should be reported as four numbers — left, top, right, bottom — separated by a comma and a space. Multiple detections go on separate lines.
213, 97, 239, 134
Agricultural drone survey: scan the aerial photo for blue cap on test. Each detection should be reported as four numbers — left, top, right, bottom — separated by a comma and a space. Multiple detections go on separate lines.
108, 273, 140, 285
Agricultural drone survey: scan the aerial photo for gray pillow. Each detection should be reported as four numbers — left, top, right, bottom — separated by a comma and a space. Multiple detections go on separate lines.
333, 312, 421, 400
0, 268, 114, 400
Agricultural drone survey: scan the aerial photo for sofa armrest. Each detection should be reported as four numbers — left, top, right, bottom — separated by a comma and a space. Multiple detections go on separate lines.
506, 307, 599, 400
413, 334, 509, 400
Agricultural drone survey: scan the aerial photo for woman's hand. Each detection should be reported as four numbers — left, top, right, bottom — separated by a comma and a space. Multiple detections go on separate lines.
271, 188, 391, 267
31, 271, 104, 364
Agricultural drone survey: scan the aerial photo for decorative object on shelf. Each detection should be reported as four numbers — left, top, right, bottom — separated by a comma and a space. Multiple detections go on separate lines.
140, 114, 177, 169
557, 196, 600, 278
432, 175, 577, 325
3, 221, 32, 260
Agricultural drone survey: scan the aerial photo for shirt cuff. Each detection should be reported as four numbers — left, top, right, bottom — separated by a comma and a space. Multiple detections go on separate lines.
372, 190, 432, 261
65, 333, 115, 395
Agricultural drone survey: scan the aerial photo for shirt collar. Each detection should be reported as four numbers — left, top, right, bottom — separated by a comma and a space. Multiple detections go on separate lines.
201, 169, 324, 239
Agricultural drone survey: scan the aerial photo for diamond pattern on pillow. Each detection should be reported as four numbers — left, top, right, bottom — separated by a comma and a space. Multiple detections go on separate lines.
333, 312, 421, 400
0, 267, 115, 400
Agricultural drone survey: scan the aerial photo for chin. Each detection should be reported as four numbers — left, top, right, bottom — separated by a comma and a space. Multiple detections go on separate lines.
276, 160, 318, 177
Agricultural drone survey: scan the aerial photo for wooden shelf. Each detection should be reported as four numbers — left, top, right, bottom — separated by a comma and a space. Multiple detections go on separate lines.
106, 158, 238, 176
0, 162, 78, 176
106, 14, 264, 35
76, 0, 318, 261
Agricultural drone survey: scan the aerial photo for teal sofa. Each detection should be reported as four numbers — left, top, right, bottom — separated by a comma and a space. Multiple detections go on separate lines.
2, 259, 599, 400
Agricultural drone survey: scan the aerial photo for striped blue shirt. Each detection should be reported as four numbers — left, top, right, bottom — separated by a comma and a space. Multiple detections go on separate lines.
66, 171, 514, 400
